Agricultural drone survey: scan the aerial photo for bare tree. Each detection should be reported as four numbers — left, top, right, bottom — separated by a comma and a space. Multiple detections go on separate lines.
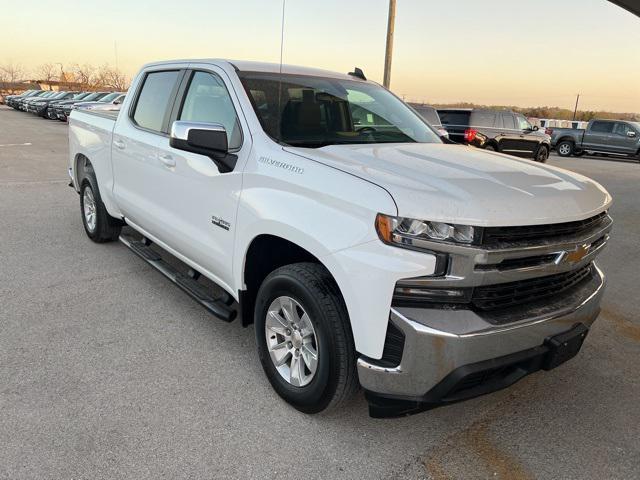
71, 63, 96, 89
96, 64, 129, 91
36, 63, 58, 89
0, 62, 25, 93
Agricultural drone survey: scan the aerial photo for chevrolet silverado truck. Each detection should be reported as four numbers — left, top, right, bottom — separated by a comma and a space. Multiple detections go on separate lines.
68, 60, 612, 417
551, 119, 640, 160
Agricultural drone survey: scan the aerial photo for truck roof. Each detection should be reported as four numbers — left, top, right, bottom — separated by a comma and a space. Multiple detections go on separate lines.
141, 59, 360, 81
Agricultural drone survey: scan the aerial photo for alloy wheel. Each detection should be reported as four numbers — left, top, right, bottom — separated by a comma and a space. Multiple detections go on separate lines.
265, 296, 319, 387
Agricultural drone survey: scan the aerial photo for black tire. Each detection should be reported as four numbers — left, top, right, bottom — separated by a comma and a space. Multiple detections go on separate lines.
556, 140, 574, 157
79, 168, 122, 243
254, 262, 359, 414
484, 144, 497, 152
534, 145, 549, 163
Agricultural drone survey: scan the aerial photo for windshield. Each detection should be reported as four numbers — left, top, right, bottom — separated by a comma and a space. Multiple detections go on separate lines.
100, 92, 120, 102
73, 92, 89, 100
238, 72, 441, 148
81, 93, 102, 101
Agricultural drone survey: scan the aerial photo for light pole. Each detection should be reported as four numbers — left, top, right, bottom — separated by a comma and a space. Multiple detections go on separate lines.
383, 0, 396, 89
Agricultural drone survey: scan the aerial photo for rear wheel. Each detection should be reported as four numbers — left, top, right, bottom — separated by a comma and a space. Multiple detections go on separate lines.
556, 141, 574, 157
484, 144, 497, 152
80, 169, 122, 243
535, 145, 549, 163
255, 263, 358, 414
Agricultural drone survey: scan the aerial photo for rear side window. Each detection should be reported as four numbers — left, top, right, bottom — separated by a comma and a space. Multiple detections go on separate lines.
591, 121, 613, 133
178, 71, 242, 150
438, 111, 470, 126
132, 71, 180, 132
470, 112, 497, 127
501, 114, 516, 129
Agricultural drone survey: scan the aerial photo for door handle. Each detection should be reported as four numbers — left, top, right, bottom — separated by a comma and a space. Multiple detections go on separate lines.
113, 139, 126, 150
159, 154, 176, 168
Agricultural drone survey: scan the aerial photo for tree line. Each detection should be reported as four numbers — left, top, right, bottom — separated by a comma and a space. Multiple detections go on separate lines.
0, 62, 129, 93
421, 102, 638, 122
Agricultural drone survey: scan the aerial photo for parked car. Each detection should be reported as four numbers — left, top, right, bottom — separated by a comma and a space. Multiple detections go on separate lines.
412, 104, 449, 138
21, 91, 56, 111
56, 92, 110, 121
47, 92, 92, 119
13, 90, 51, 110
551, 119, 640, 160
75, 92, 126, 112
438, 108, 551, 162
33, 91, 80, 117
69, 59, 611, 417
4, 89, 38, 106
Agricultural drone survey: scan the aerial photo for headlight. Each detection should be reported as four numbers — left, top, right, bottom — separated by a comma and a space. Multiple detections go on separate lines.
375, 213, 480, 247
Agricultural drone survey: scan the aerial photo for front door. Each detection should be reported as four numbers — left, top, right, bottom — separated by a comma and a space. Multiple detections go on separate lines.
609, 122, 638, 154
154, 67, 250, 290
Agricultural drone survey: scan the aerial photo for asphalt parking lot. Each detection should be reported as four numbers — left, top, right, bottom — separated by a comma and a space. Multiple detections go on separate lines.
1, 105, 639, 480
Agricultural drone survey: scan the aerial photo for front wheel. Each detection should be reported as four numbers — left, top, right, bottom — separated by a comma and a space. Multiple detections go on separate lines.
556, 141, 574, 157
535, 145, 549, 163
255, 263, 359, 414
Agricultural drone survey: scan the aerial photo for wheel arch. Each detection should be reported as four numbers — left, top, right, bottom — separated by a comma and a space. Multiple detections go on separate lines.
238, 233, 349, 331
556, 136, 576, 146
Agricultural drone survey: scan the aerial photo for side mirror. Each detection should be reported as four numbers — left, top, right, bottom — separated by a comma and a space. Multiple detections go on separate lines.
532, 125, 539, 131
170, 121, 236, 172
627, 130, 636, 138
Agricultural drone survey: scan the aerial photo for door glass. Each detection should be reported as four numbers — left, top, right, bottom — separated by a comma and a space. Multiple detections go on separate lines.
470, 112, 496, 127
179, 71, 242, 150
516, 115, 532, 130
591, 121, 614, 134
132, 71, 180, 132
612, 122, 632, 136
501, 114, 516, 129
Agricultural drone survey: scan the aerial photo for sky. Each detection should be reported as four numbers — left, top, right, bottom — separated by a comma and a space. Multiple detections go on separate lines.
2, 0, 639, 112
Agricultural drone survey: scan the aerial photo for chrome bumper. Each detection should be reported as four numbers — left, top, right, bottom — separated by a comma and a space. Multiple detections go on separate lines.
358, 264, 605, 400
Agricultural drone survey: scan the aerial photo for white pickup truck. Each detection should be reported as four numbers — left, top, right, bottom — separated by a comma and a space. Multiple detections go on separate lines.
69, 59, 612, 417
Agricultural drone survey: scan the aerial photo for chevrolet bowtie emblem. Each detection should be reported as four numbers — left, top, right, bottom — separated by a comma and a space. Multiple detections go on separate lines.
559, 244, 590, 265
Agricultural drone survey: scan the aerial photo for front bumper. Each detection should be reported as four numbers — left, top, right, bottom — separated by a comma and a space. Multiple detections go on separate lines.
358, 264, 604, 417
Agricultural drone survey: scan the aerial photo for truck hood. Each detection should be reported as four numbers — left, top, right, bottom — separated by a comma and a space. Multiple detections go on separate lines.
286, 143, 611, 226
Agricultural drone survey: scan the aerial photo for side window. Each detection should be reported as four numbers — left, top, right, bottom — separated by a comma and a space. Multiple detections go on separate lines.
516, 115, 532, 130
132, 70, 180, 133
501, 114, 516, 129
179, 71, 242, 150
471, 112, 496, 127
591, 121, 614, 134
612, 122, 631, 136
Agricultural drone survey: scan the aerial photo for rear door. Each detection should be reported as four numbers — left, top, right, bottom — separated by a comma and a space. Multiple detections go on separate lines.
112, 68, 185, 235
154, 66, 250, 289
582, 121, 614, 151
609, 122, 638, 154
496, 113, 522, 153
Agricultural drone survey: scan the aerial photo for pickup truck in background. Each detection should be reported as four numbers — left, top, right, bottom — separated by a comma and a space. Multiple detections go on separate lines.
68, 59, 612, 417
551, 119, 640, 160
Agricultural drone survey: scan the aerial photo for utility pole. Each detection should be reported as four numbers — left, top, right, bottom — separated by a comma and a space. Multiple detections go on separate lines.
572, 93, 580, 120
383, 0, 396, 89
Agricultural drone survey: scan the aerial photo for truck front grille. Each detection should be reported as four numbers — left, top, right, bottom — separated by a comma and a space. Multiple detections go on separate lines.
481, 212, 609, 246
471, 264, 594, 311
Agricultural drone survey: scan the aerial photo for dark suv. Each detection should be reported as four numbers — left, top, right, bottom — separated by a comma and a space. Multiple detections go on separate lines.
437, 108, 551, 162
